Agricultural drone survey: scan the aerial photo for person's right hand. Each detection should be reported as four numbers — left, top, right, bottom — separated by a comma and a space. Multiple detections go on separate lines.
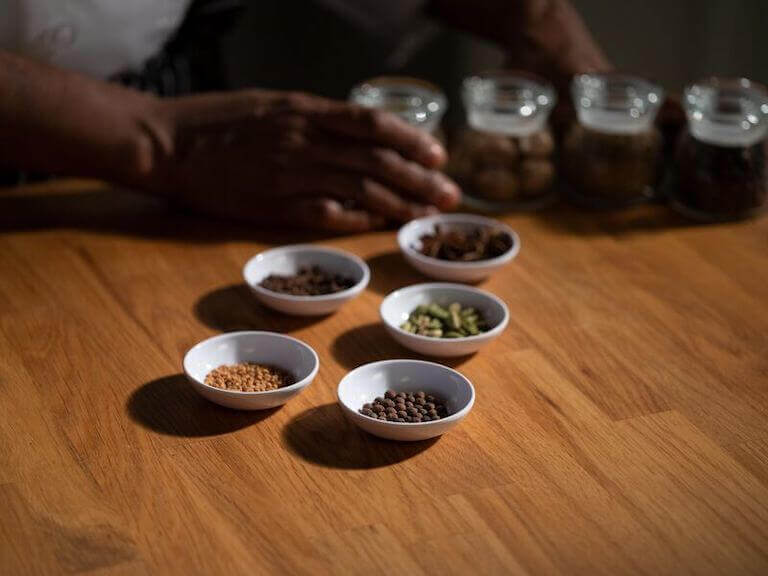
139, 90, 461, 232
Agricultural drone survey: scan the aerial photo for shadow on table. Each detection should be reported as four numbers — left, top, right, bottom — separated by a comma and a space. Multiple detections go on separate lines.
194, 283, 325, 332
528, 200, 699, 238
282, 403, 437, 469
127, 374, 279, 437
331, 322, 473, 370
0, 186, 340, 244
365, 251, 429, 296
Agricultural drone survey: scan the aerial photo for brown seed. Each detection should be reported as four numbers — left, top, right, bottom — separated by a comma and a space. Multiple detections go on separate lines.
416, 397, 426, 406
397, 418, 406, 423
425, 402, 435, 410
398, 410, 408, 418
384, 399, 395, 407
204, 362, 293, 392
385, 390, 397, 399
423, 416, 432, 422
415, 391, 426, 399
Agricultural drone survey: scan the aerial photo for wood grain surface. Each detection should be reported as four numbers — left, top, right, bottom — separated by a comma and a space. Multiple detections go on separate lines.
1, 180, 767, 575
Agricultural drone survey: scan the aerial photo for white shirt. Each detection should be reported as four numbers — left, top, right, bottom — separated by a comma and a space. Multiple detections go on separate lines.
0, 0, 191, 77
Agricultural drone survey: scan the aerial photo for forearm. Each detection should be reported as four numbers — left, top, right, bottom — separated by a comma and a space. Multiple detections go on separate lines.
429, 0, 611, 89
0, 51, 161, 186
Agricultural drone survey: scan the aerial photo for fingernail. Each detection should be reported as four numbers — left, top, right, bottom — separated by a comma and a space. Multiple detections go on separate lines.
427, 142, 446, 164
438, 176, 461, 199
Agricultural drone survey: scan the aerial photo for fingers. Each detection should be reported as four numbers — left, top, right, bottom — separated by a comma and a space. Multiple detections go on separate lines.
312, 103, 447, 169
303, 134, 461, 210
284, 198, 386, 233
279, 170, 441, 222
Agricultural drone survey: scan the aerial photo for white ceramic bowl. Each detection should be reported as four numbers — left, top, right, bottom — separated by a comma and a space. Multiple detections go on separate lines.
183, 331, 319, 410
243, 245, 370, 316
398, 213, 520, 282
380, 283, 509, 357
337, 360, 475, 441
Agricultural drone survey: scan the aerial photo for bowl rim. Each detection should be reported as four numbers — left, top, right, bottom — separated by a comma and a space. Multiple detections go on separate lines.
398, 213, 521, 270
380, 282, 510, 344
337, 359, 475, 427
183, 330, 320, 396
243, 244, 370, 302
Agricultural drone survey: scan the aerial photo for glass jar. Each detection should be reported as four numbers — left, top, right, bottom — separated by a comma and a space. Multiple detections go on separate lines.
349, 76, 447, 136
446, 71, 557, 212
562, 74, 665, 208
671, 77, 768, 221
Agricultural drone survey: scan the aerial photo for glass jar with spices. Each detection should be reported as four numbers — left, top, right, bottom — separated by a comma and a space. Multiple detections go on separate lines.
446, 71, 557, 212
562, 74, 665, 208
349, 76, 447, 136
671, 77, 767, 221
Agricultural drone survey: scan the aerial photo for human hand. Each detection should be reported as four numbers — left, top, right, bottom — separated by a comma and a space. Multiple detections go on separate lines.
140, 90, 461, 232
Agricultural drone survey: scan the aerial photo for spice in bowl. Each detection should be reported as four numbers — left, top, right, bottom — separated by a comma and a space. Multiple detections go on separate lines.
204, 363, 293, 392
418, 225, 513, 262
401, 302, 487, 338
259, 266, 355, 296
359, 390, 449, 422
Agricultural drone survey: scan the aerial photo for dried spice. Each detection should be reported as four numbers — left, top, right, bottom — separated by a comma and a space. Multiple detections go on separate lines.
259, 266, 355, 296
204, 363, 293, 392
446, 128, 556, 205
359, 390, 449, 423
418, 225, 513, 262
675, 134, 766, 219
562, 124, 662, 206
401, 302, 487, 338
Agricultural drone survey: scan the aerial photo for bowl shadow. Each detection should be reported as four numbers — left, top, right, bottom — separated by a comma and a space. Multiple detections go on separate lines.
127, 374, 280, 437
331, 322, 474, 370
194, 283, 326, 333
282, 403, 438, 469
366, 251, 430, 296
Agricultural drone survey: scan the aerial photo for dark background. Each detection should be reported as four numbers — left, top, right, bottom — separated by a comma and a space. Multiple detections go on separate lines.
217, 0, 767, 127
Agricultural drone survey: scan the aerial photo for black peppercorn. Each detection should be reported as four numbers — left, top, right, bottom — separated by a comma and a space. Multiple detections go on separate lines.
358, 390, 449, 424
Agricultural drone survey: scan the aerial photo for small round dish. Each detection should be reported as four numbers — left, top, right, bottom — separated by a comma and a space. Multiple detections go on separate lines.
337, 359, 475, 441
380, 283, 509, 357
398, 213, 520, 283
243, 245, 370, 316
183, 331, 319, 410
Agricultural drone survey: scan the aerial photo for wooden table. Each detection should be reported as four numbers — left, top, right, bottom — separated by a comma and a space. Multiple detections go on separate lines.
1, 180, 767, 575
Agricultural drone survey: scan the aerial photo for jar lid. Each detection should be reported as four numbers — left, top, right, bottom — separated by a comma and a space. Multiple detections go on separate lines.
462, 71, 556, 137
349, 76, 447, 134
572, 73, 664, 134
685, 77, 768, 147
